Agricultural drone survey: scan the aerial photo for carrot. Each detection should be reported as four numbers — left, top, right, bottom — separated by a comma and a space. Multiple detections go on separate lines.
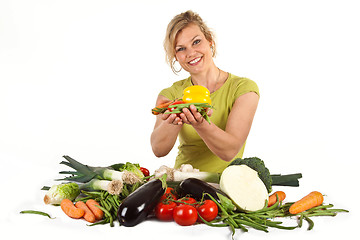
152, 101, 174, 115
289, 191, 324, 214
75, 201, 96, 223
60, 199, 85, 219
268, 191, 286, 207
86, 199, 104, 220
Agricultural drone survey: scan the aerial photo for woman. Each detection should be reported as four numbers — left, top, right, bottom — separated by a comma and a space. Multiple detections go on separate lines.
151, 10, 259, 173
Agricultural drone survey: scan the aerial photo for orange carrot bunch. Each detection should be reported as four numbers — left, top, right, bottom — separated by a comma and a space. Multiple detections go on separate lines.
151, 100, 176, 115
60, 199, 104, 223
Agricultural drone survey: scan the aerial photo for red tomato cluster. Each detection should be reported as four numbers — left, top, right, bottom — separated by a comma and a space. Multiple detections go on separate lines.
155, 187, 218, 226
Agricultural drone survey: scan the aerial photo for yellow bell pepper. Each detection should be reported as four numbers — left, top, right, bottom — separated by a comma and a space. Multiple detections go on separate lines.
182, 85, 212, 105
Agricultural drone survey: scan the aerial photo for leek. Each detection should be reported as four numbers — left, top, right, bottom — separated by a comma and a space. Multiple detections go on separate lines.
58, 155, 142, 184
94, 168, 142, 185
80, 179, 123, 195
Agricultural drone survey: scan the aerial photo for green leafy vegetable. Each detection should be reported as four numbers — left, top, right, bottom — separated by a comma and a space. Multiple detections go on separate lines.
118, 162, 145, 179
43, 182, 80, 205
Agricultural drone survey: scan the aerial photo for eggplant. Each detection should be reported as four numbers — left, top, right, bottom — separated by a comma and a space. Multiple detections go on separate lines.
177, 178, 228, 203
117, 178, 165, 227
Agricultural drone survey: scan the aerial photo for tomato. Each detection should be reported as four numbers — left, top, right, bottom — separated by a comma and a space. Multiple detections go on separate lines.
182, 85, 211, 105
196, 200, 218, 222
177, 196, 197, 206
173, 204, 198, 226
155, 201, 177, 221
159, 187, 178, 202
167, 100, 185, 117
139, 167, 150, 177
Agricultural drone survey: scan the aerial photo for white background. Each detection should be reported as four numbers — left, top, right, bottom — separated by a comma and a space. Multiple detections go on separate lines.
1, 0, 358, 239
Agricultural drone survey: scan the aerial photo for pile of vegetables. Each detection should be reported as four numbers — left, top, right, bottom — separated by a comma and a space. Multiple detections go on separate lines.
21, 155, 348, 238
152, 85, 214, 124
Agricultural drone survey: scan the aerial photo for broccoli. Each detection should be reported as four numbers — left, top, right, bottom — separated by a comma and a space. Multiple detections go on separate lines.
229, 157, 302, 193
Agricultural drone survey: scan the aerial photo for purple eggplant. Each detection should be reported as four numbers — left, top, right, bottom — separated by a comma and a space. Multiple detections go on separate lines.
117, 178, 165, 227
176, 178, 228, 203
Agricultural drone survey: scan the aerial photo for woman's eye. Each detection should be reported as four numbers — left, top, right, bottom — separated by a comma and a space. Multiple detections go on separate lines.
193, 39, 201, 45
176, 47, 185, 52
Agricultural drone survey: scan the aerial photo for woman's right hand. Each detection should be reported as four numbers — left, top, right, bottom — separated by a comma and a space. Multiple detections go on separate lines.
151, 96, 184, 157
161, 110, 183, 125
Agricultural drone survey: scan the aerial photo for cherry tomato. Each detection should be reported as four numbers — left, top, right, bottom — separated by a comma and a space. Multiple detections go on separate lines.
177, 196, 197, 206
196, 200, 218, 222
167, 100, 185, 117
139, 167, 150, 177
173, 204, 198, 226
159, 187, 178, 202
155, 201, 177, 221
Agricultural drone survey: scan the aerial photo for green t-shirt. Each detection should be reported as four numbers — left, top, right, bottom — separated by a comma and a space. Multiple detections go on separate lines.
159, 73, 259, 173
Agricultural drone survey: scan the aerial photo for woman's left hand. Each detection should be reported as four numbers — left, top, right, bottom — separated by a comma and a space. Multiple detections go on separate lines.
180, 105, 212, 126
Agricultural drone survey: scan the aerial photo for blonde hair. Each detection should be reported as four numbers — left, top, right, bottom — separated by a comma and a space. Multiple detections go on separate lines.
164, 10, 216, 74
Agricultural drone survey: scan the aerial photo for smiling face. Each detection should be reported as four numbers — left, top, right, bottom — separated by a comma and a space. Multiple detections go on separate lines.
174, 23, 214, 75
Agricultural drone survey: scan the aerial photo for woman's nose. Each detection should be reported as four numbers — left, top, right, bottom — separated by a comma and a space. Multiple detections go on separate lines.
186, 46, 196, 58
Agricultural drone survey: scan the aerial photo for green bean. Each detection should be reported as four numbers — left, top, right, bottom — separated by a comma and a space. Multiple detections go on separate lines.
20, 210, 55, 219
112, 195, 120, 206
309, 204, 334, 210
107, 196, 117, 208
121, 186, 130, 197
234, 219, 268, 232
305, 212, 337, 217
88, 218, 109, 226
209, 218, 226, 224
75, 196, 93, 202
298, 214, 304, 228
96, 205, 114, 227
244, 213, 283, 226
197, 213, 229, 228
224, 219, 237, 236
99, 199, 106, 209
103, 191, 109, 198
249, 198, 280, 214
323, 208, 349, 213
100, 199, 111, 212
204, 193, 238, 228
113, 195, 121, 206
231, 219, 247, 232
304, 215, 314, 230
264, 221, 298, 230
164, 110, 181, 114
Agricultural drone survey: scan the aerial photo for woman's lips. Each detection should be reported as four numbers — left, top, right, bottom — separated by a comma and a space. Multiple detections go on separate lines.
188, 56, 202, 66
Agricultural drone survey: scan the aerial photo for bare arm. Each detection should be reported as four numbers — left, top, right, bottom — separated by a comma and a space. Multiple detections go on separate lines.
180, 92, 259, 161
150, 95, 183, 157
